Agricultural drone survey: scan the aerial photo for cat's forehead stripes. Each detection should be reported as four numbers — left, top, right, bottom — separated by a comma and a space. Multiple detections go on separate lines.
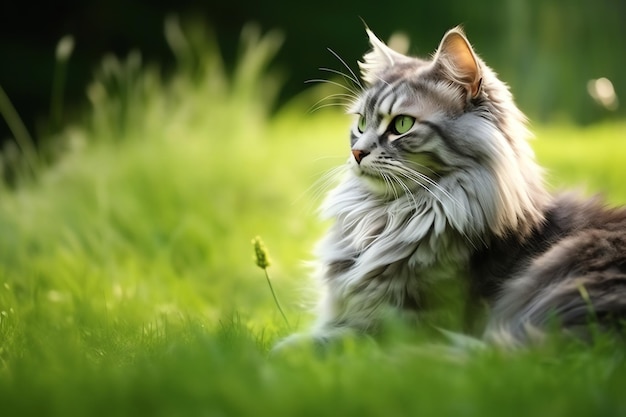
362, 80, 413, 118
358, 76, 464, 124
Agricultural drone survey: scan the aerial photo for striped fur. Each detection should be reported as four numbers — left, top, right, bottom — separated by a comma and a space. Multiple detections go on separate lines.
277, 27, 626, 350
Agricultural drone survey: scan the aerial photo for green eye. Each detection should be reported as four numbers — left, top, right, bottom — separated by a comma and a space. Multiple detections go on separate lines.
357, 115, 367, 133
392, 115, 415, 135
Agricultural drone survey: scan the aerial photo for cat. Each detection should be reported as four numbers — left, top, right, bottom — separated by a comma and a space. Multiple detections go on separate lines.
278, 26, 626, 350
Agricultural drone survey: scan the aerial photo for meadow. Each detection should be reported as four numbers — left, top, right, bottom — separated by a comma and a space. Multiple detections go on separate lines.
1, 24, 626, 416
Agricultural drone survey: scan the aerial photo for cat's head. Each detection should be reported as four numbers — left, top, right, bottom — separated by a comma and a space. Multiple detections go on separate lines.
345, 27, 547, 237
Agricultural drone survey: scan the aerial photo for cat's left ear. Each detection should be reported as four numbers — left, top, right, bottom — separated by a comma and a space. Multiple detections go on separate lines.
359, 28, 409, 85
434, 27, 482, 98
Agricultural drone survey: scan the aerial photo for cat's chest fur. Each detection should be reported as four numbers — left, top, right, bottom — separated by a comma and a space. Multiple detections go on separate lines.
316, 177, 472, 327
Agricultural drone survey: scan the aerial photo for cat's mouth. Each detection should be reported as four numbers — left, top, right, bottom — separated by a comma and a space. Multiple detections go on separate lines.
352, 164, 415, 197
351, 162, 381, 180
352, 163, 374, 178
352, 159, 445, 198
356, 158, 442, 177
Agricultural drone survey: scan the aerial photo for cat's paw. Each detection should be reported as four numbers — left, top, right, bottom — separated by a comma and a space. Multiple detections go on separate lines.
270, 328, 376, 358
270, 332, 324, 356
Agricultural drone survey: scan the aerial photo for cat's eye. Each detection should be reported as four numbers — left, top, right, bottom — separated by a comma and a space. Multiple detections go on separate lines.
357, 115, 367, 133
391, 115, 416, 135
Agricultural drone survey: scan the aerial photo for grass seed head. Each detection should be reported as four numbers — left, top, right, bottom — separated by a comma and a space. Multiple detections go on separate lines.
252, 236, 271, 269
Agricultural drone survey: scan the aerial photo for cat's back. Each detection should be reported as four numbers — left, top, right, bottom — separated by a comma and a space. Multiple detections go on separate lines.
474, 194, 626, 344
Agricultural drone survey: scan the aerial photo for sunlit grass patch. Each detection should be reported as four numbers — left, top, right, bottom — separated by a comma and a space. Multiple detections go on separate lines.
534, 123, 626, 204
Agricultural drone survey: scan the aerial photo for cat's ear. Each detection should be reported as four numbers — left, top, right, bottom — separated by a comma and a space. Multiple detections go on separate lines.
358, 28, 408, 85
434, 27, 482, 98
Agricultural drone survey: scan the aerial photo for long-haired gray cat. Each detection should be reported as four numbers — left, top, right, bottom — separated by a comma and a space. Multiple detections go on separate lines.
279, 27, 626, 349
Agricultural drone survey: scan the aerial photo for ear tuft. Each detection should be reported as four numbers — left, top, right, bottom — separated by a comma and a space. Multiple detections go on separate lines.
358, 28, 408, 86
434, 27, 482, 98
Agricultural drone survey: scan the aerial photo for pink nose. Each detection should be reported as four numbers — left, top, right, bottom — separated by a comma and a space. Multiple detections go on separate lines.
352, 149, 370, 164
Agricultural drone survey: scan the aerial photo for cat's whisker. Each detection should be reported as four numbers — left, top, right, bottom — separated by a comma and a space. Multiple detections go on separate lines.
391, 164, 465, 213
307, 92, 359, 113
386, 174, 406, 208
371, 74, 391, 87
319, 67, 362, 91
326, 48, 364, 90
310, 165, 348, 201
393, 174, 420, 213
309, 100, 357, 114
387, 174, 402, 202
320, 92, 359, 101
397, 156, 441, 178
310, 92, 360, 106
377, 165, 419, 213
305, 79, 360, 97
309, 102, 346, 113
384, 165, 442, 202
291, 165, 348, 211
382, 165, 480, 249
375, 168, 395, 199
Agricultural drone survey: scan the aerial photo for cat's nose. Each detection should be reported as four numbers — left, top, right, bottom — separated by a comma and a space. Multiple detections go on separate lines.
352, 149, 370, 164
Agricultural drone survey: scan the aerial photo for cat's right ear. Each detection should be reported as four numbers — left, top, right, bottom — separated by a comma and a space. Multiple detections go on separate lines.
358, 28, 407, 86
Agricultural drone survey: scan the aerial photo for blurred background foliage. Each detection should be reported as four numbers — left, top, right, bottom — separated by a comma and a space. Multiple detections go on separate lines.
0, 0, 624, 145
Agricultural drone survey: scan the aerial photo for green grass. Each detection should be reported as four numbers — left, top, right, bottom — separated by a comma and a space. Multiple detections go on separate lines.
1, 25, 626, 416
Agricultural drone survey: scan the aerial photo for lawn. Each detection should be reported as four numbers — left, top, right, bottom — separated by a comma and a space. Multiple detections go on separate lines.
1, 25, 626, 416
